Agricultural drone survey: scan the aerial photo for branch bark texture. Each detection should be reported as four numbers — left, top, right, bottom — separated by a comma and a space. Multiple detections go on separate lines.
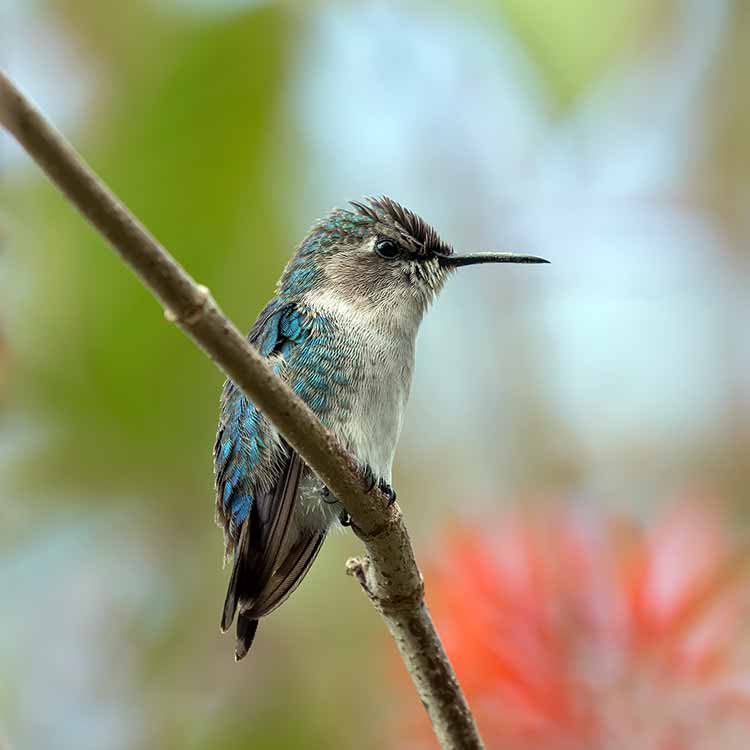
0, 72, 485, 750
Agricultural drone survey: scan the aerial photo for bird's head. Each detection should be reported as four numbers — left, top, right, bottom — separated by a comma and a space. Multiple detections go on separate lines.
279, 196, 548, 327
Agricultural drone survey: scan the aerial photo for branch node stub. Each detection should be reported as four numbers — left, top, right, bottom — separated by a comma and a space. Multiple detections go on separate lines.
346, 554, 368, 580
164, 284, 211, 327
346, 555, 375, 597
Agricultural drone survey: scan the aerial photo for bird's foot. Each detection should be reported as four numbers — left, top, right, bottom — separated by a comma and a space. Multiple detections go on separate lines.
378, 478, 397, 507
340, 468, 396, 535
361, 464, 397, 507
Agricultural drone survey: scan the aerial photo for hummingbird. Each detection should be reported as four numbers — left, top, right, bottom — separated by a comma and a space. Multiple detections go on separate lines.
214, 196, 548, 659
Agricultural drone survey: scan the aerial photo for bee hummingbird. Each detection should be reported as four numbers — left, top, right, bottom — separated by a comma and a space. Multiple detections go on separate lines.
214, 196, 548, 659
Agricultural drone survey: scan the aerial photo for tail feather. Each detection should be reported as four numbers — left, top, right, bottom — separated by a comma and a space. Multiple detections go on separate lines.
235, 614, 259, 661
248, 530, 326, 616
220, 557, 240, 634
219, 450, 327, 659
220, 521, 249, 633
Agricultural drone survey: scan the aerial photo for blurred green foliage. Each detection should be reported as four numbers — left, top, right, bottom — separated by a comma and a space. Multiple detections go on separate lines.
13, 4, 294, 499
490, 0, 650, 107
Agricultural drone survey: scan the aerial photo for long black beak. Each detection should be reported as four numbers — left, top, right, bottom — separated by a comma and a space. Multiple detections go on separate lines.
440, 252, 550, 268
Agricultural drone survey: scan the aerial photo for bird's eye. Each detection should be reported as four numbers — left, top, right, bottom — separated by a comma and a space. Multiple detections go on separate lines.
375, 239, 401, 259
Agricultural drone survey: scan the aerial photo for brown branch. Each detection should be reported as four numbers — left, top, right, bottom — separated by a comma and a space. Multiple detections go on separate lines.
0, 71, 485, 750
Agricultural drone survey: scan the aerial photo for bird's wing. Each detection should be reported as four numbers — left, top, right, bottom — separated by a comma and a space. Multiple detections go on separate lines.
213, 300, 310, 548
214, 301, 327, 655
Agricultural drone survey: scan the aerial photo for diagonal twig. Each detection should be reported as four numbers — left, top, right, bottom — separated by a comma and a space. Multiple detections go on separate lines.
0, 71, 485, 750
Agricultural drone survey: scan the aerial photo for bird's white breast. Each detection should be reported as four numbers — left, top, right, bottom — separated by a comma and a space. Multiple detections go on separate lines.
303, 289, 419, 483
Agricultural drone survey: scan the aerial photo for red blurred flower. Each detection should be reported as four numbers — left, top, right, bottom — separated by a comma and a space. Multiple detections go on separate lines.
398, 499, 750, 750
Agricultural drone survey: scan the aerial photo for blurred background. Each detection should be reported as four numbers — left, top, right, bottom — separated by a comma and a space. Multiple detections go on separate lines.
2, 1, 750, 748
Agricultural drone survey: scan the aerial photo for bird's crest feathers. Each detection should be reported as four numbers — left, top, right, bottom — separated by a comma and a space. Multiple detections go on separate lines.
350, 196, 453, 258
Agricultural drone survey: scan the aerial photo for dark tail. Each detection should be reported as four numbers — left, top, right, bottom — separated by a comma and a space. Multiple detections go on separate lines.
235, 613, 259, 661
220, 523, 257, 660
218, 452, 325, 660
220, 523, 325, 661
220, 522, 248, 634
221, 543, 259, 661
